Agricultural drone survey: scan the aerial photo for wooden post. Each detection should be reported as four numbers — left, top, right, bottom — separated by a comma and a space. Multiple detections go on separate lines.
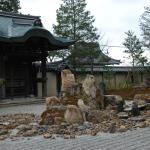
41, 55, 47, 97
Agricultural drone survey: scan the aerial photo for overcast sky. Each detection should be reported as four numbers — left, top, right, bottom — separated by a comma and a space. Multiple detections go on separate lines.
20, 0, 150, 65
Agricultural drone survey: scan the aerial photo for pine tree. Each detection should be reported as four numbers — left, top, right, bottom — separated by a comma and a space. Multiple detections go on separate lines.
123, 30, 144, 66
140, 6, 150, 49
49, 0, 100, 65
0, 0, 21, 13
123, 30, 147, 84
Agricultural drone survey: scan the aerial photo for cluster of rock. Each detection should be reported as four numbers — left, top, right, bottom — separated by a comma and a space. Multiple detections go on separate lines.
0, 109, 150, 141
0, 69, 150, 140
39, 69, 150, 136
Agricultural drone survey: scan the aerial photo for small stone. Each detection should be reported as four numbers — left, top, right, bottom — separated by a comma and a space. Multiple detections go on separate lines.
0, 135, 8, 140
54, 117, 63, 125
10, 129, 19, 136
109, 123, 116, 133
2, 122, 9, 125
135, 122, 146, 128
63, 134, 70, 139
78, 125, 86, 131
86, 129, 92, 134
91, 131, 97, 136
130, 116, 145, 122
118, 125, 127, 132
144, 120, 150, 126
0, 129, 8, 136
70, 134, 75, 139
83, 121, 92, 129
117, 112, 129, 119
131, 102, 140, 116
16, 125, 32, 131
23, 129, 37, 137
43, 133, 52, 139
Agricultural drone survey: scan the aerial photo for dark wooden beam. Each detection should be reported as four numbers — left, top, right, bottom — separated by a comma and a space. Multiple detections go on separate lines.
41, 53, 47, 97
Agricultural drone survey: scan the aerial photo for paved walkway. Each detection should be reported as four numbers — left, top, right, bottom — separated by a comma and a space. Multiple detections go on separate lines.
0, 104, 45, 115
0, 98, 44, 108
0, 127, 150, 150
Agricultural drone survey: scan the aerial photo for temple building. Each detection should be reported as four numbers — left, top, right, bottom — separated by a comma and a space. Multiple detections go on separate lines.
0, 11, 74, 99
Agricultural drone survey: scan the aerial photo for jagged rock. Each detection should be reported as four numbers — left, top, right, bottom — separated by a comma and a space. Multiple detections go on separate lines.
46, 96, 61, 110
77, 99, 91, 121
61, 69, 75, 95
82, 74, 96, 99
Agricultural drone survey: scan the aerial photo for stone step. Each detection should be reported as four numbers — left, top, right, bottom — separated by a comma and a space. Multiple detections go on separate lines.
0, 98, 45, 107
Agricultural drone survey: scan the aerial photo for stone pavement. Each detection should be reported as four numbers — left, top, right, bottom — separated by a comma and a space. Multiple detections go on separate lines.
0, 98, 44, 108
0, 127, 150, 150
0, 104, 45, 115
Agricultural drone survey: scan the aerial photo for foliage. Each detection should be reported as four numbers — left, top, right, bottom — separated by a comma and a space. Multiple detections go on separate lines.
0, 0, 21, 13
140, 6, 150, 49
123, 30, 146, 66
50, 0, 100, 63
48, 49, 70, 62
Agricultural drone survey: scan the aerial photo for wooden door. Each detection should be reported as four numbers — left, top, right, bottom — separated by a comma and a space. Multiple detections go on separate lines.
5, 61, 30, 98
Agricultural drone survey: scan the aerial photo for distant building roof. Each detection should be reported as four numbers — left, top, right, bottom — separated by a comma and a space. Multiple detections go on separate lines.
72, 51, 121, 65
0, 11, 75, 50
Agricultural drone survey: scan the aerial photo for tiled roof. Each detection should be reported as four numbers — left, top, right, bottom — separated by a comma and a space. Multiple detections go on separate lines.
0, 11, 75, 50
44, 61, 150, 73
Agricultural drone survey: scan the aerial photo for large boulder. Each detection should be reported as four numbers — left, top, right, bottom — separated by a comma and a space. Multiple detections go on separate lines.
64, 105, 84, 124
40, 106, 66, 125
104, 95, 124, 112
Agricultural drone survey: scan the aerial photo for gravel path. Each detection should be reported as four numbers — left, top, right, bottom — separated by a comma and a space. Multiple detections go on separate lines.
0, 127, 150, 150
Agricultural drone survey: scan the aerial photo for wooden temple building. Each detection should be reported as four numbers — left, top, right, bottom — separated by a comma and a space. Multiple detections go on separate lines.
0, 12, 74, 99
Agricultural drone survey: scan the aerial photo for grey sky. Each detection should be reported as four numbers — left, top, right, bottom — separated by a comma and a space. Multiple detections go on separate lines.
20, 0, 150, 65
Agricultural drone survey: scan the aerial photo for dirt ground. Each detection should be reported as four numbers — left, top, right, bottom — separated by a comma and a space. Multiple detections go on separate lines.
109, 87, 150, 99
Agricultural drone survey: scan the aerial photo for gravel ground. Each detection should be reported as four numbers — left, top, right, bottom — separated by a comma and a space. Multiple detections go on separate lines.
0, 104, 150, 150
0, 127, 150, 150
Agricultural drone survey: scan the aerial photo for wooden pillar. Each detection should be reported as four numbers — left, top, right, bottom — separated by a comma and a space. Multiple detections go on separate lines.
41, 55, 47, 97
